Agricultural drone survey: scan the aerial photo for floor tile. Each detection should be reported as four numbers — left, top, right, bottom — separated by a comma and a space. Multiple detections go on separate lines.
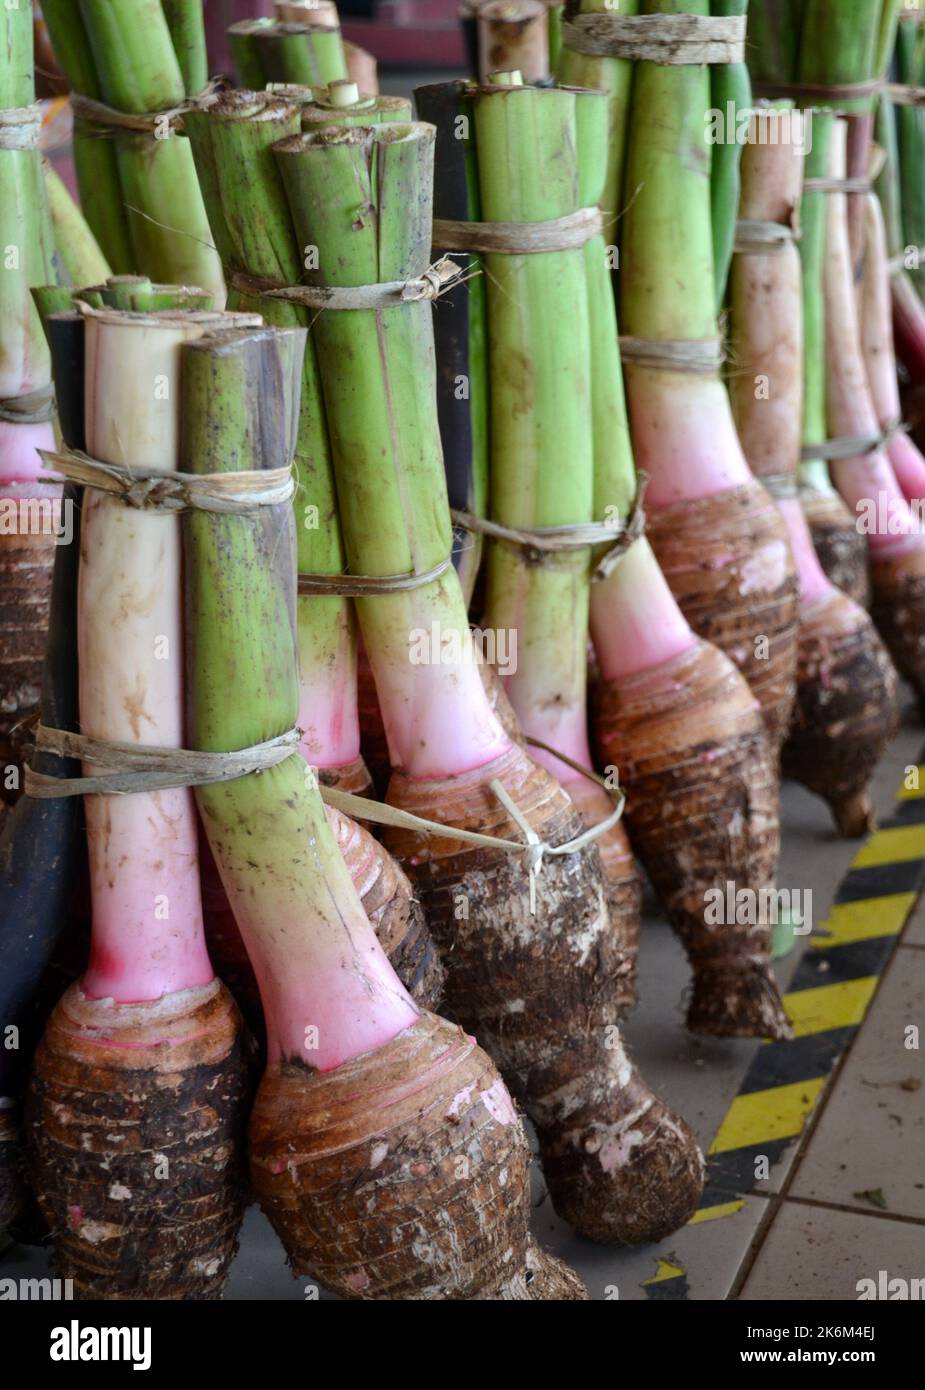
534, 1192, 770, 1302
739, 1200, 925, 1300
903, 892, 925, 947
787, 946, 925, 1221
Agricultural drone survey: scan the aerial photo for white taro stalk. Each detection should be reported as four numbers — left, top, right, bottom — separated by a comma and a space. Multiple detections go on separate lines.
823, 118, 925, 705
618, 0, 798, 754
272, 120, 706, 1249
179, 324, 579, 1302
730, 109, 897, 837
77, 305, 254, 1000
858, 188, 925, 510
26, 302, 264, 1302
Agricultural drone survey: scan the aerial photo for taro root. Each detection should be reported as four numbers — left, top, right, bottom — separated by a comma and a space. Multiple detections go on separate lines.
729, 108, 898, 837
182, 324, 578, 1297
594, 638, 792, 1043
28, 301, 259, 1298
271, 117, 704, 1246
618, 0, 798, 753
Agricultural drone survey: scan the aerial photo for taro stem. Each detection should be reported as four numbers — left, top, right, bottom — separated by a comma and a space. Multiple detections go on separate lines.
795, 109, 868, 604
180, 325, 560, 1301
181, 324, 418, 1066
897, 9, 925, 304
824, 118, 925, 705
860, 189, 925, 510
621, 0, 797, 753
273, 122, 510, 777
799, 0, 897, 265
745, 0, 801, 89
273, 120, 705, 1248
46, 0, 224, 297
40, 0, 134, 274
43, 162, 112, 289
476, 77, 594, 786
414, 80, 489, 606
556, 0, 641, 236
185, 91, 359, 773
252, 20, 349, 87
709, 0, 750, 310
730, 108, 897, 836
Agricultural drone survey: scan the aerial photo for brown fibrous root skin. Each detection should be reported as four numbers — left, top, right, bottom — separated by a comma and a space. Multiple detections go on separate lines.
594, 637, 793, 1044
382, 743, 704, 1247
801, 486, 871, 609
27, 978, 250, 1299
249, 1010, 588, 1298
783, 589, 898, 836
647, 480, 799, 753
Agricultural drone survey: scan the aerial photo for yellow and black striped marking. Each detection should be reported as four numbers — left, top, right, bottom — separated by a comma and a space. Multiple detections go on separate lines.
645, 760, 925, 1300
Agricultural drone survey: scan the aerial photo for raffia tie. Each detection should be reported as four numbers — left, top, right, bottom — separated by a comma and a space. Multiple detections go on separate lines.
619, 335, 725, 374
800, 420, 903, 464
323, 735, 626, 879
561, 12, 746, 64
297, 556, 452, 595
0, 382, 56, 426
885, 82, 925, 108
69, 78, 225, 137
803, 176, 871, 195
27, 723, 624, 877
25, 725, 302, 798
39, 447, 294, 513
0, 104, 42, 151
752, 77, 882, 103
759, 472, 798, 501
734, 218, 800, 256
432, 206, 604, 255
450, 473, 648, 579
229, 257, 466, 311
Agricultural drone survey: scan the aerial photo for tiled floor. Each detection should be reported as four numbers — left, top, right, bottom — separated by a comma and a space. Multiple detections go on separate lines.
4, 701, 925, 1301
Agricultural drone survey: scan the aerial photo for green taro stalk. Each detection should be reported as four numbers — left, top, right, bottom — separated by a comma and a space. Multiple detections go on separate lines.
41, 0, 223, 297
797, 107, 835, 495
226, 18, 276, 88
184, 90, 358, 771
43, 163, 112, 289
476, 76, 596, 785
229, 17, 348, 88
799, 0, 898, 263
875, 94, 904, 262
709, 0, 750, 309
746, 0, 800, 88
897, 11, 925, 301
41, 0, 134, 273
556, 0, 641, 237
272, 122, 510, 778
0, 0, 56, 483
181, 324, 418, 1068
414, 79, 489, 607
163, 0, 209, 95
